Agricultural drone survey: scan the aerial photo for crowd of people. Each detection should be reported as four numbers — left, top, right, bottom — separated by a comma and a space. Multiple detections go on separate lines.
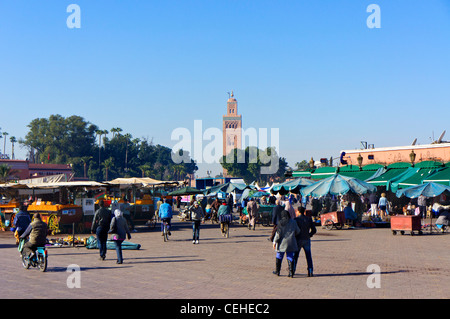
8, 187, 450, 275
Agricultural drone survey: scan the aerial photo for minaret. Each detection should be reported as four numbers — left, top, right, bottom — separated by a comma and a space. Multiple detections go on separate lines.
222, 91, 242, 176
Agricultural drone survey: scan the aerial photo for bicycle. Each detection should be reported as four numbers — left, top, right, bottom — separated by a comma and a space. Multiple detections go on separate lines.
210, 210, 219, 224
219, 214, 232, 238
161, 218, 171, 242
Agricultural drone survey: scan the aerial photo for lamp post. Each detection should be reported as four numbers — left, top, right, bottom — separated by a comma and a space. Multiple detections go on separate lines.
409, 150, 416, 167
357, 154, 363, 170
309, 157, 315, 170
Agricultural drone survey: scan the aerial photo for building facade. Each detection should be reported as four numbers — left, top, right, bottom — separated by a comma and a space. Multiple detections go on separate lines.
0, 159, 73, 182
222, 91, 242, 175
340, 142, 450, 167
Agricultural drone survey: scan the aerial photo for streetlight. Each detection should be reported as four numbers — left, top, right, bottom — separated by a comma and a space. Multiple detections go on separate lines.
309, 157, 315, 170
409, 150, 416, 167
357, 154, 363, 170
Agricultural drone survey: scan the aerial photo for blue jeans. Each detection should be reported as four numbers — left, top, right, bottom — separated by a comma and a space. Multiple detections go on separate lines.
192, 220, 201, 240
276, 251, 295, 262
96, 226, 108, 258
114, 239, 124, 263
293, 239, 313, 270
161, 218, 171, 233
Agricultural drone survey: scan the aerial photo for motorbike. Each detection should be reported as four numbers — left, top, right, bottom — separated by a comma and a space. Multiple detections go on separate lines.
19, 239, 48, 272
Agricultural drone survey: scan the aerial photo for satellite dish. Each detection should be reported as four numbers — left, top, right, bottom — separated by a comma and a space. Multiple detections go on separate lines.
411, 138, 417, 146
437, 130, 446, 143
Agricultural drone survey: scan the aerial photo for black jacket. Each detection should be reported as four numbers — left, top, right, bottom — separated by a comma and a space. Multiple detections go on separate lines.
272, 205, 284, 225
294, 215, 316, 241
92, 207, 112, 232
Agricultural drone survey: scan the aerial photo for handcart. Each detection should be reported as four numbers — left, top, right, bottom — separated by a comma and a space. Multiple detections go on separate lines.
391, 215, 423, 236
258, 205, 275, 227
320, 211, 346, 230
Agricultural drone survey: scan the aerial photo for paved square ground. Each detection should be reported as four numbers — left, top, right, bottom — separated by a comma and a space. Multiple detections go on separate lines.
1, 214, 449, 300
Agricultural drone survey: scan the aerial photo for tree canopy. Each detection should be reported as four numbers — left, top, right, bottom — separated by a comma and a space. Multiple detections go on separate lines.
220, 146, 288, 184
19, 114, 198, 182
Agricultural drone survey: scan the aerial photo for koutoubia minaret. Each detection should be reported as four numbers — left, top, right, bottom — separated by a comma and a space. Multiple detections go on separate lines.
222, 91, 242, 176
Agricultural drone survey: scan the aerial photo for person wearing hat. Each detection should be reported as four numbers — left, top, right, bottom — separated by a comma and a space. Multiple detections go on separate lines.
378, 193, 388, 220
189, 201, 205, 244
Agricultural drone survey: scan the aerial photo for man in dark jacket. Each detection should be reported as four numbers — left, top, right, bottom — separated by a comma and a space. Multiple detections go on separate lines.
14, 203, 32, 245
293, 206, 317, 277
20, 213, 48, 258
269, 199, 284, 242
91, 200, 111, 260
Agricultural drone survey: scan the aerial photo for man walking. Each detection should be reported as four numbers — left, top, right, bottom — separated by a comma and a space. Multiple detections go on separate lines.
293, 206, 316, 277
91, 200, 111, 260
246, 198, 258, 230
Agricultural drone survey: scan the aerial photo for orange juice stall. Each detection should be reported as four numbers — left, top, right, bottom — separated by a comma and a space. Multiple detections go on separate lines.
0, 201, 20, 230
27, 201, 83, 235
1, 181, 107, 234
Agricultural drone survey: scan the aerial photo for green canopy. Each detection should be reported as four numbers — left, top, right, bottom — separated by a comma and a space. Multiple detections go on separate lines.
423, 167, 450, 186
413, 160, 445, 169
396, 168, 444, 190
271, 177, 314, 195
203, 182, 255, 195
310, 167, 337, 180
386, 162, 412, 169
367, 165, 413, 188
292, 170, 312, 178
168, 186, 203, 196
339, 164, 385, 181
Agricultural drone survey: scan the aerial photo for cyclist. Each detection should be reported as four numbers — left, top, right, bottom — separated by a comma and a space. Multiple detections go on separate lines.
217, 201, 232, 235
159, 199, 173, 236
19, 213, 48, 260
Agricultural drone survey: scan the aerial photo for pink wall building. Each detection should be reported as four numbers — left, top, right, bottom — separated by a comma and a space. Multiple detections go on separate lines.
340, 142, 450, 167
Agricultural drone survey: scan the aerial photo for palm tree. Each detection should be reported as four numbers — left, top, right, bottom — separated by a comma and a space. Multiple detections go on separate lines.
102, 157, 114, 181
138, 164, 152, 177
80, 156, 93, 178
124, 133, 132, 171
0, 164, 11, 183
95, 130, 103, 165
95, 129, 108, 166
110, 127, 123, 138
2, 132, 8, 156
9, 136, 16, 159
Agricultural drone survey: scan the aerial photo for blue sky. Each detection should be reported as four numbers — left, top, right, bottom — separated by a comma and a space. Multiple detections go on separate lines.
1, 1, 449, 177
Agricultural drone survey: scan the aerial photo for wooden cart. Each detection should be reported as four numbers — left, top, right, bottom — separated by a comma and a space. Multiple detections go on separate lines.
0, 201, 20, 230
391, 215, 423, 236
320, 211, 346, 230
27, 202, 83, 235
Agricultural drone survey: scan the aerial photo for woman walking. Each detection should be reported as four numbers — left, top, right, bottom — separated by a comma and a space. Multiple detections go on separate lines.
109, 209, 131, 264
190, 201, 204, 244
272, 210, 300, 277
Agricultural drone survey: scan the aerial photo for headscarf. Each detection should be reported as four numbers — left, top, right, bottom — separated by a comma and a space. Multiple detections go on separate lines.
278, 210, 291, 227
284, 201, 295, 219
114, 209, 123, 218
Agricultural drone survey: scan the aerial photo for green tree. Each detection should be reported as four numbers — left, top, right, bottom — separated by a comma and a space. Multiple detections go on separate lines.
0, 164, 11, 183
295, 160, 309, 171
21, 115, 97, 164
102, 157, 115, 181
221, 146, 288, 184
